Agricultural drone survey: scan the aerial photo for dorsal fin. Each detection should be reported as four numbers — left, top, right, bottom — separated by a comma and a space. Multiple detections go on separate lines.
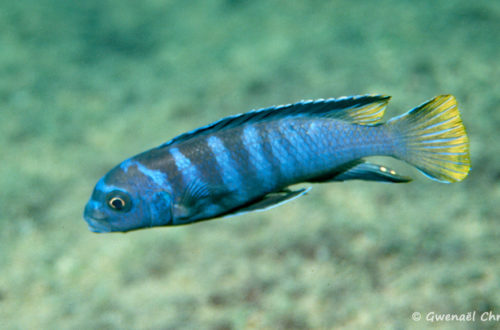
160, 95, 390, 148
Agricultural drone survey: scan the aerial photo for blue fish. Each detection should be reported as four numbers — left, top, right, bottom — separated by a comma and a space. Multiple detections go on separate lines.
83, 95, 470, 233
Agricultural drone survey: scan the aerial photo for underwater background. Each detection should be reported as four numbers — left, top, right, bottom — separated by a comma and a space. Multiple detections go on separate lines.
1, 0, 499, 328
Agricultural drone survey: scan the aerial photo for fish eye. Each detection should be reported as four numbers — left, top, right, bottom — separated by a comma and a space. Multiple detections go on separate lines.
106, 191, 132, 212
109, 197, 125, 210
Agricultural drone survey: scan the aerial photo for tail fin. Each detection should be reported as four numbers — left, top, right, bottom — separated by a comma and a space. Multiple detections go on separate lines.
388, 95, 470, 183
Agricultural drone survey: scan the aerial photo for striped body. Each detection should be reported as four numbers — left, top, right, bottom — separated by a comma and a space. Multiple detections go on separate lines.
135, 119, 391, 223
83, 95, 470, 233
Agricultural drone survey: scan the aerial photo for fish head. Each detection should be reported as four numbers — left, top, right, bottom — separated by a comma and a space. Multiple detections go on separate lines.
83, 159, 173, 233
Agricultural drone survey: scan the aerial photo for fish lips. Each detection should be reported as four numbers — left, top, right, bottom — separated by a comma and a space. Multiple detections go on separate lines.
85, 218, 112, 233
83, 203, 112, 233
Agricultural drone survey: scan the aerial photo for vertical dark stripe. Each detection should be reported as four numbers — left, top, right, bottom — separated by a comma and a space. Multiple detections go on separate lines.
267, 127, 296, 182
169, 147, 201, 184
207, 136, 243, 190
241, 126, 274, 189
119, 159, 172, 191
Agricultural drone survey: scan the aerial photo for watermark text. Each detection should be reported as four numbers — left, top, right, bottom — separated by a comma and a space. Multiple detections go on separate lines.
411, 311, 500, 322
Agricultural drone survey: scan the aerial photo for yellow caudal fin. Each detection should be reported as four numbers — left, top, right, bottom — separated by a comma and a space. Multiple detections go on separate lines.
388, 95, 470, 183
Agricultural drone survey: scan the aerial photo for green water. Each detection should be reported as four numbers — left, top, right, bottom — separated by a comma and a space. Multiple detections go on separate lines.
1, 0, 499, 328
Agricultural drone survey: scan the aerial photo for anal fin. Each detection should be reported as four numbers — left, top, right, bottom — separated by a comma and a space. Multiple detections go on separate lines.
334, 162, 412, 182
310, 160, 412, 183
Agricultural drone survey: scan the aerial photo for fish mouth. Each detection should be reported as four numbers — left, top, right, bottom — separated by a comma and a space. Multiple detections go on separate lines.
84, 216, 112, 233
88, 225, 110, 233
83, 202, 111, 233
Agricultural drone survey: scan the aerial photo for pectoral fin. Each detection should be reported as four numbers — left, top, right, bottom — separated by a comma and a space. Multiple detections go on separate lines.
174, 179, 230, 220
223, 187, 311, 218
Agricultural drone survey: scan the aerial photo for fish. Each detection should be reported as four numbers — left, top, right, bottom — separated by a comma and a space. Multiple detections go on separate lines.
83, 94, 470, 233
